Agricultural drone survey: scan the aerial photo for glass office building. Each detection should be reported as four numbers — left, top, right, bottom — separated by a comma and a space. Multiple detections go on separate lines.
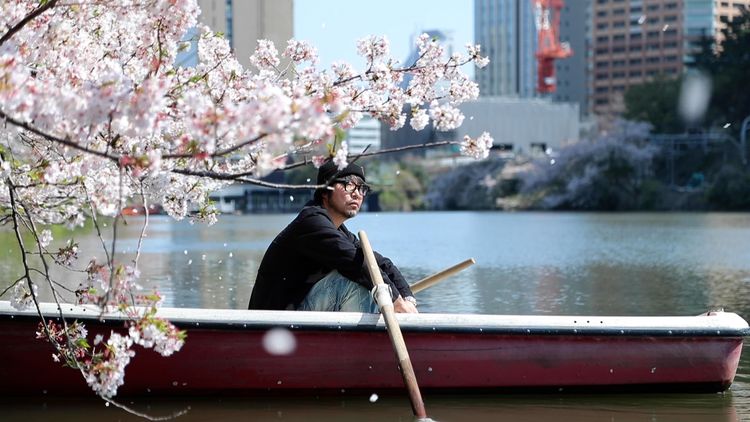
475, 0, 538, 97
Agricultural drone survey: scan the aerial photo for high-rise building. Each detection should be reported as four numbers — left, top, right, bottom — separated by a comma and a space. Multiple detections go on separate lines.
474, 0, 538, 97
684, 0, 749, 57
186, 0, 293, 69
553, 1, 591, 116
346, 117, 381, 155
590, 0, 685, 116
589, 0, 749, 116
474, 0, 586, 111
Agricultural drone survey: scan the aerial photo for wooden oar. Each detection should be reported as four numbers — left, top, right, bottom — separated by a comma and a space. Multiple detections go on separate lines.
358, 231, 427, 419
410, 258, 476, 294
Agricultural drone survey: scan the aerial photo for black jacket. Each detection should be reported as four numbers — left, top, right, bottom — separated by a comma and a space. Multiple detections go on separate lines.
248, 203, 413, 310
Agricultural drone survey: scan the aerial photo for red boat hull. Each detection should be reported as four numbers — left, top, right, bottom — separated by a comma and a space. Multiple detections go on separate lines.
0, 312, 744, 396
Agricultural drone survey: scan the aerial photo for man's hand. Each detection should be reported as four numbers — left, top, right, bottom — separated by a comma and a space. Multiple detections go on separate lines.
393, 296, 419, 313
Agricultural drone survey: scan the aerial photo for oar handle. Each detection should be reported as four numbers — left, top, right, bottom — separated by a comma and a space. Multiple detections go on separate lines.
359, 231, 427, 418
410, 258, 476, 294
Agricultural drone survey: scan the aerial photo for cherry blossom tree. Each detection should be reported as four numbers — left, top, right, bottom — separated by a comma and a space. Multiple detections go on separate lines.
0, 0, 492, 407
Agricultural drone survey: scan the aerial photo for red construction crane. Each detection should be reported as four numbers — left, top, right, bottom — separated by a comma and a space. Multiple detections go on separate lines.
532, 0, 573, 94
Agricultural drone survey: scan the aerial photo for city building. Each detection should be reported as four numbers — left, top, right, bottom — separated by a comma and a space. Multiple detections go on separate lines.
180, 0, 293, 69
456, 97, 580, 155
474, 0, 586, 116
685, 0, 750, 58
553, 1, 591, 116
474, 0, 539, 97
346, 117, 381, 155
382, 18, 581, 160
589, 0, 750, 116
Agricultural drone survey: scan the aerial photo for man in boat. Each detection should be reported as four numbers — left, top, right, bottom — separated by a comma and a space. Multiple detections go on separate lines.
248, 160, 418, 313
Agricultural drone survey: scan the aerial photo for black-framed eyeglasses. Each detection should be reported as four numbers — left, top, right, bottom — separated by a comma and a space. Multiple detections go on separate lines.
334, 179, 371, 196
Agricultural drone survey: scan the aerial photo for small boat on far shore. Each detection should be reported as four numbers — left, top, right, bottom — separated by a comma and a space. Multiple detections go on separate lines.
121, 203, 164, 216
0, 301, 747, 396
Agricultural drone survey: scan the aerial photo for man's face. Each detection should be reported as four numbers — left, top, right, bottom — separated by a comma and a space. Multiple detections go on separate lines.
325, 176, 368, 220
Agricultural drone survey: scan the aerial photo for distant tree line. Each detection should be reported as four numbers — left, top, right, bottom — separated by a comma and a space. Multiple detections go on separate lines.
421, 118, 750, 211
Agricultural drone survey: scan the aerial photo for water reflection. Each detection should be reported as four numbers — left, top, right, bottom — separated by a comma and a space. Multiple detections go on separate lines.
1, 212, 750, 420
0, 393, 740, 422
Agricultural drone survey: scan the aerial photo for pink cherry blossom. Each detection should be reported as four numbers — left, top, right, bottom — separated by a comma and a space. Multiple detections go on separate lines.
461, 132, 494, 159
0, 0, 492, 405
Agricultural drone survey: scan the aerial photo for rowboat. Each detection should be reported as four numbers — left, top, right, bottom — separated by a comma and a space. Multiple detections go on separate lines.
0, 301, 747, 396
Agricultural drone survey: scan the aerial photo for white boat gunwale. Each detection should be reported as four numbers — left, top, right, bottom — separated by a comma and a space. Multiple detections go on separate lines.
2, 301, 748, 338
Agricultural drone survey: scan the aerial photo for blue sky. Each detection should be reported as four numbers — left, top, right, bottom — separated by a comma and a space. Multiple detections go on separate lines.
294, 0, 474, 73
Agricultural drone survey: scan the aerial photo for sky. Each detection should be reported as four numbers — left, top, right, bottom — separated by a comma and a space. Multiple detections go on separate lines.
294, 0, 474, 74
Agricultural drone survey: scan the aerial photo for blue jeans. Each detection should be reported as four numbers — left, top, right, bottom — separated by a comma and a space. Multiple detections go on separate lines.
297, 270, 378, 313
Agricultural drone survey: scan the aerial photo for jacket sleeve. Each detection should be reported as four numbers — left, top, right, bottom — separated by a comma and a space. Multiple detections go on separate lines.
292, 208, 405, 301
349, 228, 412, 301
373, 252, 414, 300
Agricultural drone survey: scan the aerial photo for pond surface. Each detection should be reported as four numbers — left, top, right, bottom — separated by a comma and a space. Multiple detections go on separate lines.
2, 211, 749, 421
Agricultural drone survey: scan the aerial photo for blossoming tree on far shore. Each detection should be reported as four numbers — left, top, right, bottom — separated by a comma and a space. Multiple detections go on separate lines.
0, 0, 492, 405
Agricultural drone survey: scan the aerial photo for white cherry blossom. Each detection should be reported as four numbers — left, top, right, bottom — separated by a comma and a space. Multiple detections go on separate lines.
461, 132, 494, 159
0, 0, 492, 403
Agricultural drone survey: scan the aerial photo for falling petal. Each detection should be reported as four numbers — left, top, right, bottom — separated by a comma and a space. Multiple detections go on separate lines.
678, 72, 711, 124
263, 328, 297, 355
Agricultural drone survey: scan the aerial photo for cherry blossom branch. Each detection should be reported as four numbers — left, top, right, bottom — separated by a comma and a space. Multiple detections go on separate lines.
86, 192, 113, 269
0, 0, 59, 46
353, 140, 460, 157
26, 269, 77, 294
152, 20, 165, 77
170, 167, 326, 190
104, 169, 126, 307
0, 110, 118, 162
283, 140, 461, 170
161, 132, 268, 159
18, 193, 71, 317
0, 276, 26, 298
167, 52, 234, 96
4, 105, 266, 168
131, 181, 149, 270
5, 176, 68, 367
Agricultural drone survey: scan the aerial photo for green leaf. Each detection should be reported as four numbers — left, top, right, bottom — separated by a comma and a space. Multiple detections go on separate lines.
333, 127, 346, 144
75, 338, 91, 349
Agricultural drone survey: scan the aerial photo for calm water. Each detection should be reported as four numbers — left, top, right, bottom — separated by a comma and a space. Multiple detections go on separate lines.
2, 212, 750, 421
